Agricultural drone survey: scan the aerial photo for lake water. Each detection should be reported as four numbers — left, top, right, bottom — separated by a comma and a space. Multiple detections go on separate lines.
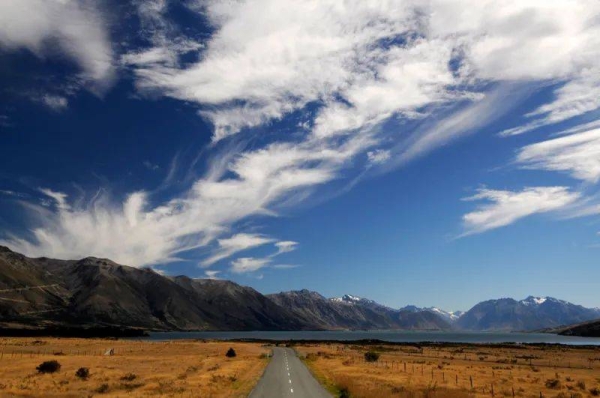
145, 330, 600, 345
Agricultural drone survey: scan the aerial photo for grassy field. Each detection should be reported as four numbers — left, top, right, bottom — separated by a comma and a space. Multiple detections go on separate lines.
0, 338, 270, 397
295, 342, 600, 398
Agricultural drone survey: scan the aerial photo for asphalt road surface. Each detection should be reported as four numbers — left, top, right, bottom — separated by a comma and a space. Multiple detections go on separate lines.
249, 347, 332, 398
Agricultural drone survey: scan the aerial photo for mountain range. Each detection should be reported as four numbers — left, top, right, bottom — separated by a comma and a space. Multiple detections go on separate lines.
1, 246, 598, 334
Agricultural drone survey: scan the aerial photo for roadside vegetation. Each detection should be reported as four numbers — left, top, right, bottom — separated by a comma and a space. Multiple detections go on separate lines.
0, 338, 269, 397
298, 342, 600, 398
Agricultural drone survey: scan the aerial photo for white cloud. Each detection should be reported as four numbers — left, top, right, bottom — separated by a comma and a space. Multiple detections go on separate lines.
0, 0, 114, 89
367, 150, 391, 166
271, 264, 299, 270
204, 270, 220, 279
223, 240, 298, 274
201, 233, 275, 266
5, 0, 600, 264
501, 68, 600, 136
129, 0, 600, 142
39, 188, 70, 210
516, 128, 600, 183
40, 95, 68, 111
461, 187, 580, 236
231, 257, 270, 274
0, 133, 362, 266
143, 161, 160, 171
273, 241, 298, 256
0, 190, 26, 198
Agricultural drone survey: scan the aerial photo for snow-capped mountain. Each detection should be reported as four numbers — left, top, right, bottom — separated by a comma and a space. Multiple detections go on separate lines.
458, 296, 600, 331
331, 294, 375, 305
520, 296, 570, 306
267, 291, 452, 330
399, 305, 463, 322
426, 307, 464, 322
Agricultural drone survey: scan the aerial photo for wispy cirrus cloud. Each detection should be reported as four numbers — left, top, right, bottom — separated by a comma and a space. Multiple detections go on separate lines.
230, 257, 270, 274
201, 233, 275, 267
204, 270, 220, 279
40, 95, 69, 112
516, 128, 600, 183
273, 241, 298, 256
3, 0, 600, 269
461, 187, 581, 236
0, 0, 114, 90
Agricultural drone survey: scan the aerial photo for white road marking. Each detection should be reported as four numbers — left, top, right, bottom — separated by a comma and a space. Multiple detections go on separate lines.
291, 388, 294, 393
289, 379, 292, 384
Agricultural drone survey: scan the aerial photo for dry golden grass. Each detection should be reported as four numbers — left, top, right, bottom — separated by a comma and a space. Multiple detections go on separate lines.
296, 343, 600, 398
0, 338, 270, 397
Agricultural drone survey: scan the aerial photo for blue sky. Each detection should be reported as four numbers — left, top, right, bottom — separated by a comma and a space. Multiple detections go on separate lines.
1, 0, 600, 311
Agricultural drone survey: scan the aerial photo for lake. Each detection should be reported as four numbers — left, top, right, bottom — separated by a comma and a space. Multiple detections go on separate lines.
144, 330, 600, 345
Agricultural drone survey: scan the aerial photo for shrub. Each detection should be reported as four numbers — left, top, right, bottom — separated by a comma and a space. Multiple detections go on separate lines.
95, 383, 109, 393
226, 348, 237, 358
75, 367, 90, 379
339, 387, 350, 398
36, 360, 61, 374
364, 351, 380, 362
590, 387, 600, 397
576, 380, 586, 390
545, 379, 562, 389
121, 373, 137, 381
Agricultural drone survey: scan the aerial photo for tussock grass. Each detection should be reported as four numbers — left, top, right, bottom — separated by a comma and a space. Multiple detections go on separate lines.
0, 337, 269, 397
298, 342, 600, 398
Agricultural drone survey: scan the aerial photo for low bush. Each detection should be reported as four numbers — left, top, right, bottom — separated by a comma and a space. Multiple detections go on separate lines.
36, 360, 61, 374
95, 383, 109, 393
75, 367, 90, 379
226, 347, 237, 358
121, 373, 137, 381
545, 378, 562, 389
364, 351, 380, 362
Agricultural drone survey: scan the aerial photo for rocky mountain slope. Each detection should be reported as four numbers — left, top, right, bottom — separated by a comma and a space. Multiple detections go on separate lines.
457, 296, 600, 331
554, 319, 600, 337
2, 246, 598, 333
268, 291, 452, 330
0, 246, 450, 331
399, 304, 464, 322
0, 246, 306, 331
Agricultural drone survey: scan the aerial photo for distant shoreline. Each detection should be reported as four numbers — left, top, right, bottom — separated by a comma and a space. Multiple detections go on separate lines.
142, 330, 600, 346
0, 326, 148, 338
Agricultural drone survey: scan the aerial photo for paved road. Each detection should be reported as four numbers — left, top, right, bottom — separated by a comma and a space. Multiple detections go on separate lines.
249, 347, 332, 398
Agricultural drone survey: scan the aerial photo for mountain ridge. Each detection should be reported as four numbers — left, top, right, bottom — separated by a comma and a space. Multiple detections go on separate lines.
1, 246, 598, 333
